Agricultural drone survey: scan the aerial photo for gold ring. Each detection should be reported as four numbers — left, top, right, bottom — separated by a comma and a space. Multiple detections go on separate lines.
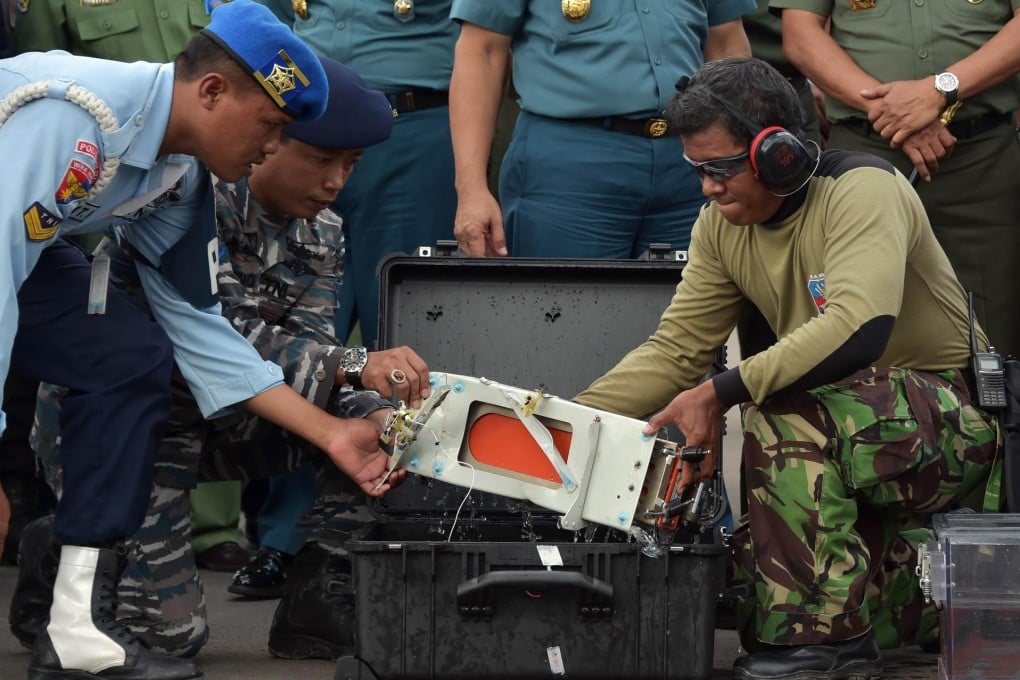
389, 369, 407, 384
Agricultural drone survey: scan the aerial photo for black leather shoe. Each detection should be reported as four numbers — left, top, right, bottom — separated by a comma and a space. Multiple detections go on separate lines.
195, 541, 250, 572
733, 631, 882, 680
227, 547, 291, 599
268, 543, 355, 660
8, 515, 59, 649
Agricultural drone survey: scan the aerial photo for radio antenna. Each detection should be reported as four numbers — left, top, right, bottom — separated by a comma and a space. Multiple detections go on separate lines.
968, 291, 979, 355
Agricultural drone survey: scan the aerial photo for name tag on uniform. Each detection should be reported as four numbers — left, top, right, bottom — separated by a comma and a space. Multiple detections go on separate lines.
81, 0, 120, 6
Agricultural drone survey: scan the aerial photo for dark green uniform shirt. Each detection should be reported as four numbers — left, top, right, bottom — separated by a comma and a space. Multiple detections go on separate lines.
13, 0, 210, 62
770, 0, 1020, 122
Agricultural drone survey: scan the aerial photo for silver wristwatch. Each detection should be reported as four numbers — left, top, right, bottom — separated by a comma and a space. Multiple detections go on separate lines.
934, 71, 959, 106
340, 346, 368, 389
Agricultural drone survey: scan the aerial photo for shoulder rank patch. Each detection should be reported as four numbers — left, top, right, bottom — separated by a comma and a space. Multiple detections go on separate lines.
16, 0, 30, 14
24, 202, 61, 241
55, 160, 96, 205
807, 273, 827, 315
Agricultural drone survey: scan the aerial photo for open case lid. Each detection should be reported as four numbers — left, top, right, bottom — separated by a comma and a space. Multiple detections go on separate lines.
371, 253, 691, 522
377, 254, 686, 397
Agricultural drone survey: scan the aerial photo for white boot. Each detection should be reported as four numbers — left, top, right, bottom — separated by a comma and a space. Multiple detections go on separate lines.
27, 545, 202, 679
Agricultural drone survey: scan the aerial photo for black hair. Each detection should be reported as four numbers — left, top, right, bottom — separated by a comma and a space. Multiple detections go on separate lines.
665, 57, 806, 145
174, 31, 256, 93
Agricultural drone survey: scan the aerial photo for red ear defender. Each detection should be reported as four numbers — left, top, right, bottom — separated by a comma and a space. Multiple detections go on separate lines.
703, 90, 818, 195
749, 126, 817, 195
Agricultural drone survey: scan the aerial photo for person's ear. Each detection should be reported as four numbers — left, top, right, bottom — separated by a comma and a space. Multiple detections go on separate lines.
197, 72, 229, 110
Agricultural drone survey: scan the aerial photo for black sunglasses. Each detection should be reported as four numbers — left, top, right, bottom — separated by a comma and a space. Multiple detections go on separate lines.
683, 150, 750, 182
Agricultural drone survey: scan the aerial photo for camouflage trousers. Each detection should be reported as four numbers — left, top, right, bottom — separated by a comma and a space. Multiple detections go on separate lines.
731, 366, 1001, 648
32, 383, 376, 656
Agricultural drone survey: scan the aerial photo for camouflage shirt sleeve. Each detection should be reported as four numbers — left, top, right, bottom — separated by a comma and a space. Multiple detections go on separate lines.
329, 385, 394, 419
213, 179, 345, 410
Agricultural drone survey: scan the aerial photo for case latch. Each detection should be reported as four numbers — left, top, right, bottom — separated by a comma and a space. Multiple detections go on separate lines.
419, 240, 460, 257
916, 540, 946, 608
639, 243, 688, 262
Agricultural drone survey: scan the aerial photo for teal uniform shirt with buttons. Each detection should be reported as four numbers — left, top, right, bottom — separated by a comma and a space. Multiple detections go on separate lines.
773, 0, 1020, 359
257, 0, 459, 349
451, 0, 756, 258
13, 0, 211, 62
257, 0, 456, 93
455, 0, 753, 119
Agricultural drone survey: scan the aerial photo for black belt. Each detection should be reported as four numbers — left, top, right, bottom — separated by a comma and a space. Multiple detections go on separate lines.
946, 112, 1014, 139
840, 112, 1013, 140
386, 89, 448, 115
567, 115, 671, 138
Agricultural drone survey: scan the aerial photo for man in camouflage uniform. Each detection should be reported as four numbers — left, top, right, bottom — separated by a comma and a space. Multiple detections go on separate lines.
11, 56, 423, 659
574, 57, 1001, 680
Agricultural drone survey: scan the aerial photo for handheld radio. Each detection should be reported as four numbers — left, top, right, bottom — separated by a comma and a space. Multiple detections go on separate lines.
968, 292, 1007, 410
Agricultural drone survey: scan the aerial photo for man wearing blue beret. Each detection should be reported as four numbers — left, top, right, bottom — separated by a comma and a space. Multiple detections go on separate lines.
0, 1, 404, 678
12, 54, 418, 664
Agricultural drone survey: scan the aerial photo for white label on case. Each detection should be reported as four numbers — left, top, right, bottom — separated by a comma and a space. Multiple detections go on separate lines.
536, 545, 563, 566
547, 646, 566, 675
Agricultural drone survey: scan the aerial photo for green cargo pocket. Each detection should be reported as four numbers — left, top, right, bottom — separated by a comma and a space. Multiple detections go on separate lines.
811, 368, 940, 491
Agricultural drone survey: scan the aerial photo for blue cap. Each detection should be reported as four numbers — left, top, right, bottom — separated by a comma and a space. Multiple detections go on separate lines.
284, 57, 394, 150
201, 0, 327, 122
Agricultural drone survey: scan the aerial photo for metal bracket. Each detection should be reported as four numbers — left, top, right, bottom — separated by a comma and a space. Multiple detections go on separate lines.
375, 384, 452, 490
558, 417, 603, 531
916, 541, 945, 609
499, 387, 578, 491
917, 542, 934, 604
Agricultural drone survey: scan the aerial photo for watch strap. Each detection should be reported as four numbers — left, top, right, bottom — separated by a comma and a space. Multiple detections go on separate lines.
341, 346, 367, 389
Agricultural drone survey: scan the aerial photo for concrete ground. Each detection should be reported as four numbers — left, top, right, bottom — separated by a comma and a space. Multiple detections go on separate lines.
0, 565, 940, 680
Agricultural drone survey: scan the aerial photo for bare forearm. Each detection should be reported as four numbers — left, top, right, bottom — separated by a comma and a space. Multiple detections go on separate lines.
450, 24, 511, 196
782, 9, 880, 113
241, 383, 335, 451
950, 11, 1020, 100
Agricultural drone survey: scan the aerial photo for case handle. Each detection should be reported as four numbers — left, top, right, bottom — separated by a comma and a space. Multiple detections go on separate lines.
456, 569, 613, 604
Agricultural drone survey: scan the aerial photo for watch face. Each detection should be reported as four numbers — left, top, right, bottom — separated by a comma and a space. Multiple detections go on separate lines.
936, 72, 959, 92
342, 347, 367, 373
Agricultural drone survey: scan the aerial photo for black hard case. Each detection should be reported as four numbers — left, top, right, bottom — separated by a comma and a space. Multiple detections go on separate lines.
339, 253, 726, 680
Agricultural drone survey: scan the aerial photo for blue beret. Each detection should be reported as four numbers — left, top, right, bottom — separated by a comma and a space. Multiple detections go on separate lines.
201, 0, 327, 122
284, 57, 394, 150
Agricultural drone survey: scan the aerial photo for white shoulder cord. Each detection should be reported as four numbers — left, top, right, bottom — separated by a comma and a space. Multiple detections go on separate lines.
0, 81, 121, 198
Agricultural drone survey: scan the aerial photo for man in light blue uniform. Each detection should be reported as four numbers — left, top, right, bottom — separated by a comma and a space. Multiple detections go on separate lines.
257, 0, 459, 350
0, 2, 398, 678
450, 0, 755, 258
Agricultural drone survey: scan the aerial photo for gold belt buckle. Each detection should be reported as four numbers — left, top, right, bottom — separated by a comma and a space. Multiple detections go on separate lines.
645, 118, 668, 138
